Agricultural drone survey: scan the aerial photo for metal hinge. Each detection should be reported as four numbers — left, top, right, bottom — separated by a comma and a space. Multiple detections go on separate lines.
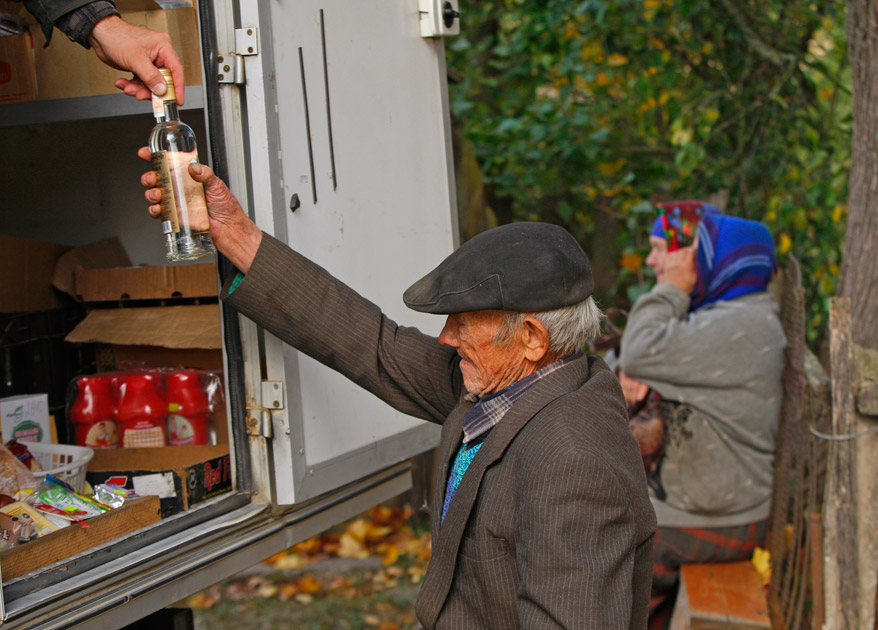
244, 380, 284, 438
217, 27, 259, 84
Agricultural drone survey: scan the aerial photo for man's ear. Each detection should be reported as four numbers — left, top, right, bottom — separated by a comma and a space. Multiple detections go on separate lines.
520, 317, 550, 363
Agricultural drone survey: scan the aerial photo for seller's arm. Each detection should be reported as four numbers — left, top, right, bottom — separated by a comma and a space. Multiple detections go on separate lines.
19, 0, 185, 103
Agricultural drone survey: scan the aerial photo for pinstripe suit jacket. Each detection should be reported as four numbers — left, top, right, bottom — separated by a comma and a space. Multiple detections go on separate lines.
223, 235, 657, 629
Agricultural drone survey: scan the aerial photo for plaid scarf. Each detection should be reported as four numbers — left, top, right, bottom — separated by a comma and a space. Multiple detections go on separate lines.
461, 350, 583, 444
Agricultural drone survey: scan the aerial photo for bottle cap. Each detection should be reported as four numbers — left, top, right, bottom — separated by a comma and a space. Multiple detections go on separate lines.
152, 68, 177, 116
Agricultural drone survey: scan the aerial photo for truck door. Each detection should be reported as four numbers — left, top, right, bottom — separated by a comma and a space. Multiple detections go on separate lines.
225, 0, 459, 505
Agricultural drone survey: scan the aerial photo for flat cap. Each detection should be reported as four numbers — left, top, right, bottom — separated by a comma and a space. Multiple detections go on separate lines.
403, 222, 594, 314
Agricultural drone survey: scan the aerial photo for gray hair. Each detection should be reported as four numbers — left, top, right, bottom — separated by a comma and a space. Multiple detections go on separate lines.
493, 297, 606, 357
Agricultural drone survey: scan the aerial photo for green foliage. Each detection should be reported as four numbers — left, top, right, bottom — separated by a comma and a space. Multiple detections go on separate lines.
446, 0, 850, 348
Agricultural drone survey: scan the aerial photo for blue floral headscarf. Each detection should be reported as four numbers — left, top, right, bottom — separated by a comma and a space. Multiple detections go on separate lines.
651, 210, 777, 312
692, 213, 777, 311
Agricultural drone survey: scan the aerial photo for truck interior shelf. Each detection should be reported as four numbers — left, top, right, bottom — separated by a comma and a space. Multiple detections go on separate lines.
0, 90, 204, 128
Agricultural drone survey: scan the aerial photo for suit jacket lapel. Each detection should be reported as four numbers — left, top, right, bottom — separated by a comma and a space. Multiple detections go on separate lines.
418, 355, 591, 628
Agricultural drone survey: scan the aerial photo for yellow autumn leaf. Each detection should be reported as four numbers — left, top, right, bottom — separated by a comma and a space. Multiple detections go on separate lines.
831, 205, 845, 222
644, 0, 661, 8
751, 547, 771, 582
671, 126, 693, 146
337, 532, 368, 558
619, 250, 644, 273
607, 53, 629, 66
379, 543, 400, 566
366, 525, 394, 541
347, 518, 369, 542
266, 551, 304, 570
598, 158, 626, 177
364, 615, 382, 626
596, 71, 612, 86
256, 583, 279, 598
778, 233, 792, 255
819, 88, 833, 100
704, 107, 719, 123
296, 573, 323, 594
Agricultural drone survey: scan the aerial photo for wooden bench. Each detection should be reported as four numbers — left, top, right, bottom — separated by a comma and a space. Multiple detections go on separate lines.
669, 561, 770, 630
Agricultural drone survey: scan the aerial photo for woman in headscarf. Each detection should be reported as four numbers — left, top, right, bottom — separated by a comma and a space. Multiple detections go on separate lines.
617, 203, 786, 629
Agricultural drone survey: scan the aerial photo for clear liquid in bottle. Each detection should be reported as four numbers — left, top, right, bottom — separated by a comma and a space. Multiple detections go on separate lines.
149, 68, 215, 261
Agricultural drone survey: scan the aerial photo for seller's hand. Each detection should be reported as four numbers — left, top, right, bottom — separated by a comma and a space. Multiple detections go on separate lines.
138, 147, 262, 272
662, 246, 697, 294
618, 370, 649, 408
88, 15, 185, 105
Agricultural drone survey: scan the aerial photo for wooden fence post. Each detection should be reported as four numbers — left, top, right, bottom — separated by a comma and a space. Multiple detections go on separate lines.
824, 297, 858, 630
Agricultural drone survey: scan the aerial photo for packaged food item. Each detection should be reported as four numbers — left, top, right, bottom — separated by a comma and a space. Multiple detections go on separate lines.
29, 476, 107, 521
69, 375, 118, 449
93, 483, 135, 509
0, 443, 38, 497
166, 370, 210, 445
114, 372, 167, 448
0, 512, 24, 550
4, 439, 42, 471
1, 501, 60, 537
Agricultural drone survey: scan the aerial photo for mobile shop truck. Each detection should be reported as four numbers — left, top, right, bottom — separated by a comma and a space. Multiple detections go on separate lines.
0, 0, 460, 626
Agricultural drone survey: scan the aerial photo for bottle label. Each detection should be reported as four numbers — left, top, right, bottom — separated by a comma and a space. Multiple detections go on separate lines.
151, 150, 210, 234
168, 414, 197, 446
85, 421, 119, 448
152, 150, 180, 233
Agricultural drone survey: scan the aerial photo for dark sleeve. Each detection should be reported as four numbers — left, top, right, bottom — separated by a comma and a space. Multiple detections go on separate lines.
221, 234, 463, 424
21, 0, 119, 47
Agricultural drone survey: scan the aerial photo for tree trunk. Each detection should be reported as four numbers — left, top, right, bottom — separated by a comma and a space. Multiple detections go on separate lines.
839, 0, 878, 350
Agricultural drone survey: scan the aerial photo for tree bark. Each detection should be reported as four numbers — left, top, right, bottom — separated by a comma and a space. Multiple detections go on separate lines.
839, 0, 878, 350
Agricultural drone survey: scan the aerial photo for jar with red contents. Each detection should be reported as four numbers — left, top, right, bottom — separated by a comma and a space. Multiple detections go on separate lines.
114, 372, 167, 448
165, 370, 210, 446
70, 375, 118, 448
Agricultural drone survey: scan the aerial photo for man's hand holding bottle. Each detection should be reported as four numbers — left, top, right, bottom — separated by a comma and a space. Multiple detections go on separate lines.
138, 148, 263, 273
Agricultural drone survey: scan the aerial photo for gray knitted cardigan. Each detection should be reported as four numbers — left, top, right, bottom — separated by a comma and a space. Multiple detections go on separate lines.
619, 283, 785, 528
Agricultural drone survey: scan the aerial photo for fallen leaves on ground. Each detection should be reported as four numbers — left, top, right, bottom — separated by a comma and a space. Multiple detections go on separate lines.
187, 504, 431, 618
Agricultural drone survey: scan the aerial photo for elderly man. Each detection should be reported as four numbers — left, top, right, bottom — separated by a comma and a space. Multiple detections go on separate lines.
140, 160, 657, 629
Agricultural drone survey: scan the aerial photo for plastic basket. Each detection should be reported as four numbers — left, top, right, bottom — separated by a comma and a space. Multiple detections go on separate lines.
27, 443, 94, 493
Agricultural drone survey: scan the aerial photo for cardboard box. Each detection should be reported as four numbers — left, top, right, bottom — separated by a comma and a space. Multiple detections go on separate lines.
52, 237, 131, 299
0, 234, 71, 313
86, 445, 231, 517
65, 304, 221, 350
0, 31, 35, 103
0, 495, 161, 582
30, 3, 201, 101
0, 393, 52, 443
75, 263, 217, 302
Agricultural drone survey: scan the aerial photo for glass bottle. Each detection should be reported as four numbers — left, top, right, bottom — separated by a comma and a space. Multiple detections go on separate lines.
149, 68, 215, 261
